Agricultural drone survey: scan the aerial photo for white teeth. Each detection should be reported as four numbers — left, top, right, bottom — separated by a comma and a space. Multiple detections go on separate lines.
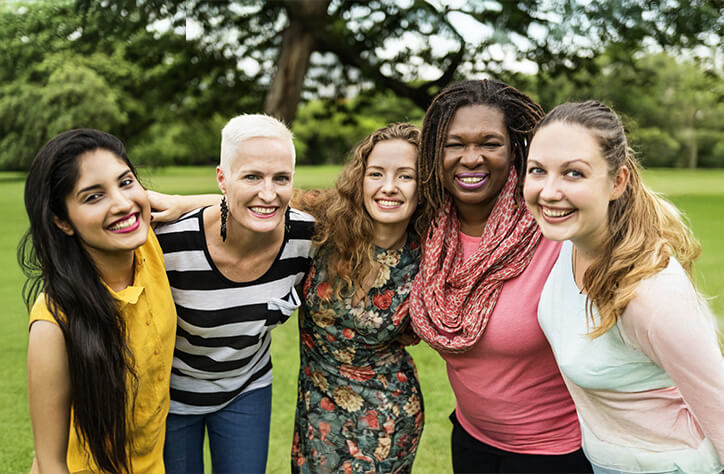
543, 208, 574, 217
251, 207, 276, 215
459, 176, 484, 184
109, 214, 137, 231
378, 200, 401, 207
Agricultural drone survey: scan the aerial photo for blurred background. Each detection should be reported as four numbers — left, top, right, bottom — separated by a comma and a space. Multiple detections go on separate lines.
1, 0, 722, 170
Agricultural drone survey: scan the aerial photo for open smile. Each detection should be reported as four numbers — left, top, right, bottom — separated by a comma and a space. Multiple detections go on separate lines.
249, 206, 279, 218
455, 172, 488, 190
107, 212, 140, 233
541, 206, 576, 221
376, 199, 403, 209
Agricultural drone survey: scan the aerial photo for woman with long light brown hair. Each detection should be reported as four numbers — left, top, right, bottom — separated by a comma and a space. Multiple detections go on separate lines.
525, 100, 723, 473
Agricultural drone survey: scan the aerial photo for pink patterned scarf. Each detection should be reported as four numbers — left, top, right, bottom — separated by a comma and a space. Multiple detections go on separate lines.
410, 167, 541, 353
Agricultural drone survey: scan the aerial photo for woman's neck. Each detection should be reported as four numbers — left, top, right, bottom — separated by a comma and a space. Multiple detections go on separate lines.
93, 251, 136, 293
372, 221, 408, 249
455, 200, 496, 237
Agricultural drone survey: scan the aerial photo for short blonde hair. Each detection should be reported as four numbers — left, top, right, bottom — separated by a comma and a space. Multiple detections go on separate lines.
219, 114, 295, 172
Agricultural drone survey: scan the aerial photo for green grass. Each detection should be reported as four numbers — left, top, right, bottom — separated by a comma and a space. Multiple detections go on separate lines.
1, 166, 722, 473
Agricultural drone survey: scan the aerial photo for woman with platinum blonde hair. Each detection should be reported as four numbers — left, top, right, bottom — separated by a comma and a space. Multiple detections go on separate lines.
153, 114, 315, 473
524, 100, 724, 473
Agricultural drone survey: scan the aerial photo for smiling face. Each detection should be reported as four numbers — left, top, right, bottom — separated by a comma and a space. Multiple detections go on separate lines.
217, 136, 294, 235
524, 122, 628, 251
442, 104, 512, 227
56, 149, 150, 264
363, 139, 418, 238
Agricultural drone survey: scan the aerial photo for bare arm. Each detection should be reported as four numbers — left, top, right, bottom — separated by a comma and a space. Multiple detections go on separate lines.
27, 320, 71, 474
147, 190, 221, 224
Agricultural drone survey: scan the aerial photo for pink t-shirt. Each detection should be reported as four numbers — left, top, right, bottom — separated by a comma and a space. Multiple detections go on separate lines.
443, 235, 581, 454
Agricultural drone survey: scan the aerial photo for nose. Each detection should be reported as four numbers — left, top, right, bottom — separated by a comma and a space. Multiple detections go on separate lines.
258, 178, 277, 202
459, 146, 482, 168
539, 176, 563, 202
381, 174, 397, 194
110, 188, 134, 213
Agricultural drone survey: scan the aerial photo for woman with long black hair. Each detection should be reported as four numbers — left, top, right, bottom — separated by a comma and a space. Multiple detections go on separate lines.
19, 129, 176, 473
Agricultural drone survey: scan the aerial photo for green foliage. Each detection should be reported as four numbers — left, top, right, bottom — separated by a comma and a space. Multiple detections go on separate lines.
0, 55, 127, 169
293, 90, 424, 165
631, 127, 682, 168
0, 0, 261, 170
1, 1, 722, 169
523, 50, 724, 169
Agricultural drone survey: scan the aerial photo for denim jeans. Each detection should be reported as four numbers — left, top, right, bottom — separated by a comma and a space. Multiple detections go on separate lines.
163, 385, 272, 474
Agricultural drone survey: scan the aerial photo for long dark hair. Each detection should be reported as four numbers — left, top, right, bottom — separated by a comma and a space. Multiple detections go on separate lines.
417, 79, 544, 241
18, 129, 139, 473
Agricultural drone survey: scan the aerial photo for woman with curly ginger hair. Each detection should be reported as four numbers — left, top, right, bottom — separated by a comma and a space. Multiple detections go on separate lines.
291, 123, 425, 473
525, 101, 723, 473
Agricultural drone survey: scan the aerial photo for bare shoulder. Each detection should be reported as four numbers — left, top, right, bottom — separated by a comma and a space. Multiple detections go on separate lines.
28, 320, 67, 369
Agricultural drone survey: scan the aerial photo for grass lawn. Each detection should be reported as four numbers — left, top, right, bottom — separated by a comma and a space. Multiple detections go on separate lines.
1, 166, 722, 473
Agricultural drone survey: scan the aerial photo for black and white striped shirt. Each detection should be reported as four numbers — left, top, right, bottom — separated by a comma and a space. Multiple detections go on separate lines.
155, 207, 314, 414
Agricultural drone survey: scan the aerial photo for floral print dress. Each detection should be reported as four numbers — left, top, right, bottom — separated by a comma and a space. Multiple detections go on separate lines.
291, 235, 424, 473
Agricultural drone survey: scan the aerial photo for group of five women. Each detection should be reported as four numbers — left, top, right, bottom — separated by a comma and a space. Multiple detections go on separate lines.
21, 79, 723, 473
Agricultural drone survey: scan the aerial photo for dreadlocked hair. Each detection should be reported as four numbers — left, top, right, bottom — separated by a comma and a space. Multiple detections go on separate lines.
292, 123, 421, 300
535, 101, 701, 338
416, 79, 544, 243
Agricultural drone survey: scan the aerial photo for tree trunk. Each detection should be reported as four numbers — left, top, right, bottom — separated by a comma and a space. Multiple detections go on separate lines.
687, 110, 698, 169
264, 0, 330, 125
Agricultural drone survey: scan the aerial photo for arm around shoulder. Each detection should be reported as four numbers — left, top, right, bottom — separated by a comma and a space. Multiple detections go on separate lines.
148, 190, 221, 224
27, 320, 71, 474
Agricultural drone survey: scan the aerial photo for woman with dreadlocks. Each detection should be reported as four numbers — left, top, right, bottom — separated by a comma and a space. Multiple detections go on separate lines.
410, 79, 592, 473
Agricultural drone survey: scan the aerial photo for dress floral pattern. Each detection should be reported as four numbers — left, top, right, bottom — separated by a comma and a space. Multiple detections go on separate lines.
292, 235, 424, 474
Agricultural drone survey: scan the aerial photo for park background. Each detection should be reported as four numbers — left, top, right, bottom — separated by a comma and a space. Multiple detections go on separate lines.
1, 0, 722, 472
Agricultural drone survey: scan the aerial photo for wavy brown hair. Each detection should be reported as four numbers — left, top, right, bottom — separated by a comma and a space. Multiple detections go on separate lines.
293, 123, 421, 299
417, 79, 544, 242
535, 101, 702, 338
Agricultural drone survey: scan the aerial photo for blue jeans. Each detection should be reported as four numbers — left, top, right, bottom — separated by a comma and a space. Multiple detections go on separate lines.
164, 385, 272, 474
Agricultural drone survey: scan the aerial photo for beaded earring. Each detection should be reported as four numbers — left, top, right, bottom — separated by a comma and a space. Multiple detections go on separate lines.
220, 196, 228, 241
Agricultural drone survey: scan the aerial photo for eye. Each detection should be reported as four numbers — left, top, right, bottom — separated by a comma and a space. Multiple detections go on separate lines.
399, 173, 416, 181
274, 175, 291, 184
366, 171, 383, 178
564, 169, 584, 178
444, 142, 463, 149
527, 166, 544, 175
244, 174, 260, 181
83, 193, 102, 203
119, 177, 135, 187
482, 141, 503, 148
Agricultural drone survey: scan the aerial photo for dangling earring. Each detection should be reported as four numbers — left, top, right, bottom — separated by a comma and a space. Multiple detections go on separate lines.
220, 196, 228, 242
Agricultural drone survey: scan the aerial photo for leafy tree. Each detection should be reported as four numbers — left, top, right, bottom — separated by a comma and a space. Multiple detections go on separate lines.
293, 89, 424, 164
84, 0, 723, 124
0, 0, 258, 169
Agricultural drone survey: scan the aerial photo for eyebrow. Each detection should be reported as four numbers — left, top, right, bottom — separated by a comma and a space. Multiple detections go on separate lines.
561, 159, 592, 168
446, 132, 504, 140
527, 159, 591, 168
75, 169, 132, 197
367, 165, 417, 172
